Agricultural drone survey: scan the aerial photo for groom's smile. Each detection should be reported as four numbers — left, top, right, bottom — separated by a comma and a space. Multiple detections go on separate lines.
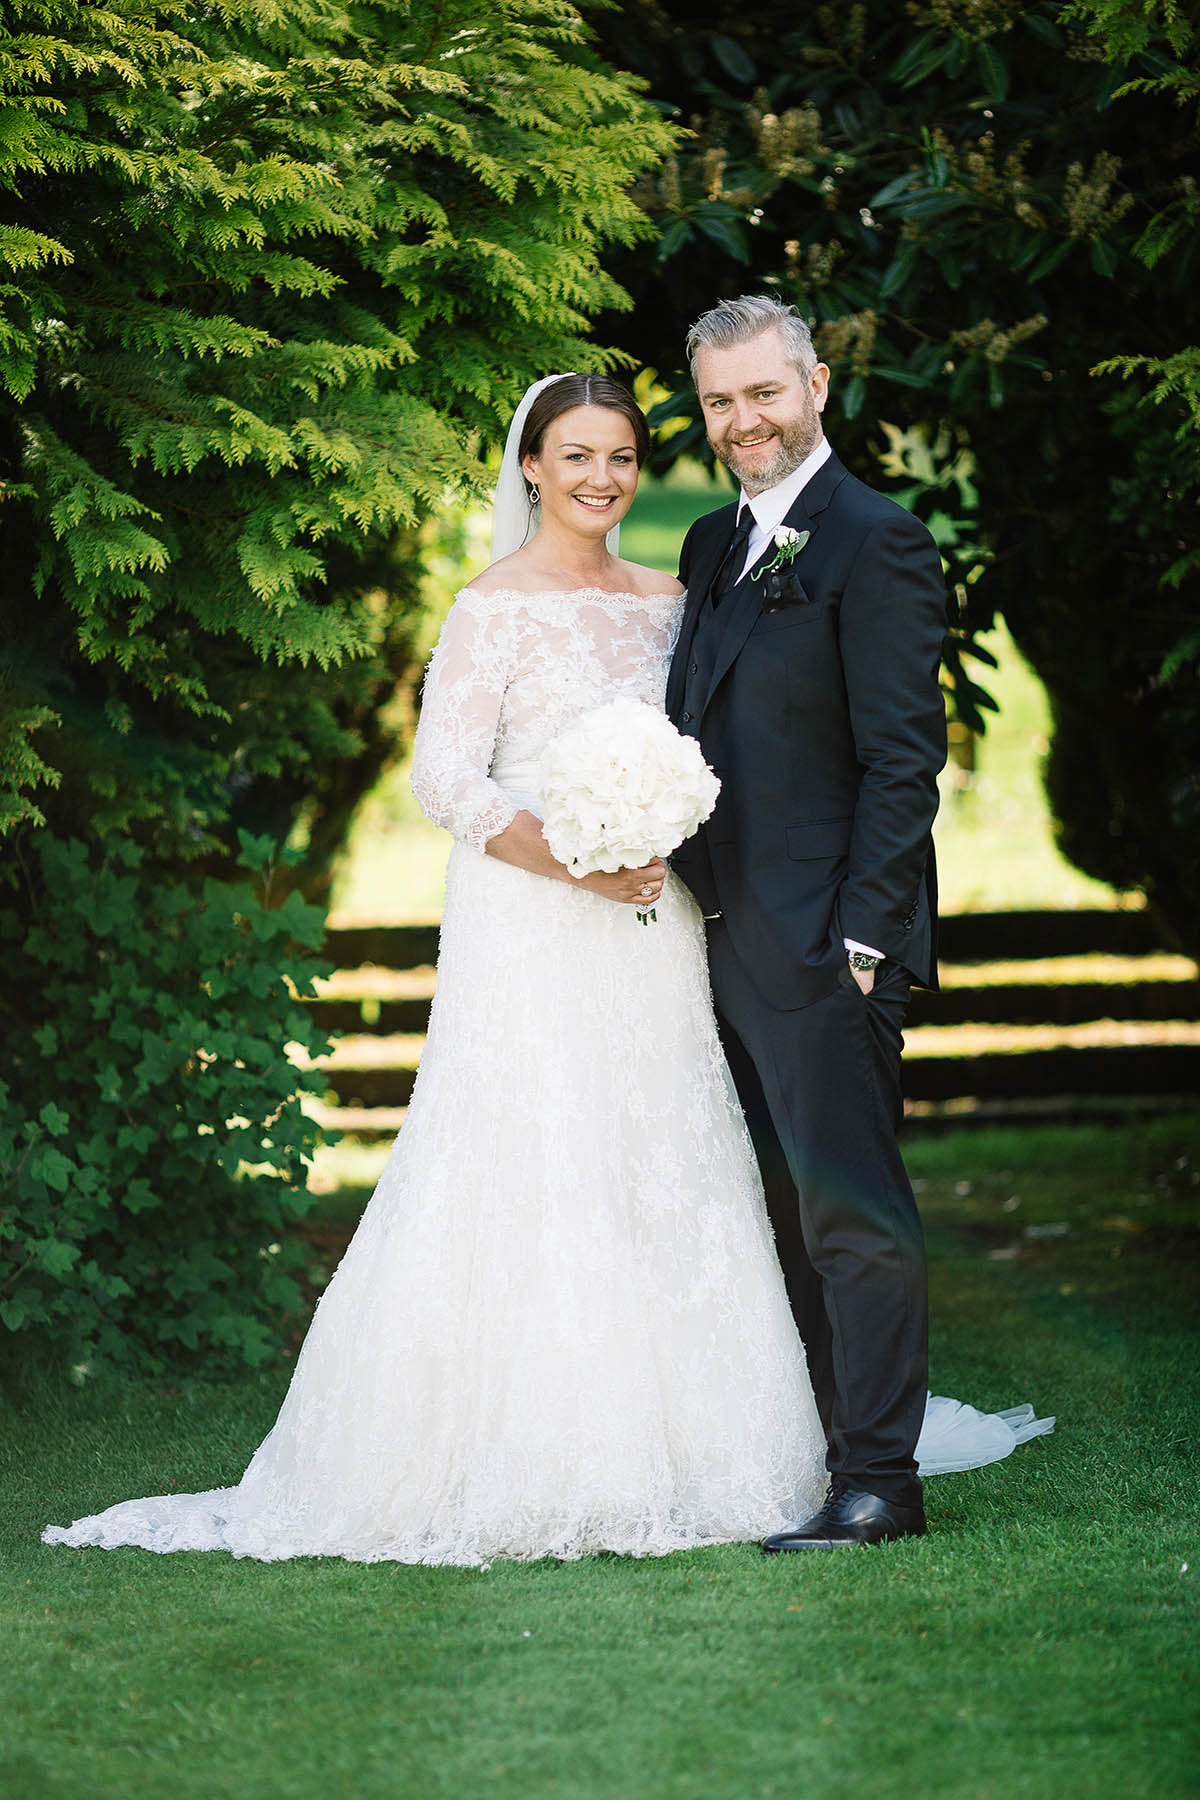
694, 327, 830, 496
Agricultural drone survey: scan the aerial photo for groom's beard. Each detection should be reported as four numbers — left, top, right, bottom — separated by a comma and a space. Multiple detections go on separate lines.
712, 404, 821, 496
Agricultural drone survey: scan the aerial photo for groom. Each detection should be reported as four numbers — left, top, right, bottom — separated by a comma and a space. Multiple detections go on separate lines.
667, 294, 947, 1549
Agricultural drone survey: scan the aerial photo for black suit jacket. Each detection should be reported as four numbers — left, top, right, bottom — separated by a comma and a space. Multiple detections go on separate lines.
667, 449, 947, 1010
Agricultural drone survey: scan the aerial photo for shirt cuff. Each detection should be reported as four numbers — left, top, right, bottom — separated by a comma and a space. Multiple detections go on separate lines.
844, 937, 885, 960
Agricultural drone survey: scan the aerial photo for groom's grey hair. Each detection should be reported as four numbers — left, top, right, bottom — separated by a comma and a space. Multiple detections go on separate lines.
687, 295, 818, 381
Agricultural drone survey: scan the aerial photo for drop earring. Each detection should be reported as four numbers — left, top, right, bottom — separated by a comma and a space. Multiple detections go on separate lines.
528, 482, 540, 505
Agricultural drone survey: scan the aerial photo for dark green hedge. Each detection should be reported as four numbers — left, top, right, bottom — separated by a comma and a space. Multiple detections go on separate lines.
0, 834, 330, 1370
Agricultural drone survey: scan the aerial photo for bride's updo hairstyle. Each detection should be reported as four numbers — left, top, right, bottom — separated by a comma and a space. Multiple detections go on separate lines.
518, 374, 651, 492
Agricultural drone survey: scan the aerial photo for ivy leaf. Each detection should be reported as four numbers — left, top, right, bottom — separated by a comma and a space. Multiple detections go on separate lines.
33, 1147, 75, 1193
95, 1063, 124, 1104
236, 829, 278, 873
39, 1101, 70, 1137
123, 1179, 159, 1214
38, 1238, 81, 1277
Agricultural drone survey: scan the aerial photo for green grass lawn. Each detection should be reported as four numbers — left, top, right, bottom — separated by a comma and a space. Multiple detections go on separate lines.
328, 464, 1124, 922
5, 1118, 1197, 1800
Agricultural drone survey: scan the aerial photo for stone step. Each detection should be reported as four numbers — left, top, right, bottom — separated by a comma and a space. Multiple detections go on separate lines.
305, 977, 1200, 1036
309, 996, 434, 1035
322, 908, 1175, 970
310, 912, 1196, 1119
323, 923, 440, 968
307, 1089, 1197, 1143
315, 1041, 1200, 1112
901, 1042, 1200, 1102
908, 979, 1200, 1027
933, 909, 1164, 961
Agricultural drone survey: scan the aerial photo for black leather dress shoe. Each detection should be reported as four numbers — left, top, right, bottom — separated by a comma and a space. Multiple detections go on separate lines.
761, 1484, 927, 1552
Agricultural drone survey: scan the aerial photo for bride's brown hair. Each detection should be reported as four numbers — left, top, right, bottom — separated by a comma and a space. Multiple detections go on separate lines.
518, 374, 651, 471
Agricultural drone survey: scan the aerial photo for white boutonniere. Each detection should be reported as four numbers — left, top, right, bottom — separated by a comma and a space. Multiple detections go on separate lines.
752, 525, 811, 582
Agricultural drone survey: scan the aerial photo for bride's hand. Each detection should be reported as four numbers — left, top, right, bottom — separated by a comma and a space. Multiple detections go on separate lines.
580, 858, 667, 907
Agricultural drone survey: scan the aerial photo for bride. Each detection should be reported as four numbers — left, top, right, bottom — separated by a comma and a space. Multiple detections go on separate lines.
43, 375, 1050, 1565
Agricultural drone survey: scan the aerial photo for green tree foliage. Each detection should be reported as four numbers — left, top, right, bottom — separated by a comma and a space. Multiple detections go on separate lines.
0, 0, 672, 1368
0, 0, 672, 861
1069, 0, 1199, 626
591, 1, 1199, 951
0, 833, 330, 1367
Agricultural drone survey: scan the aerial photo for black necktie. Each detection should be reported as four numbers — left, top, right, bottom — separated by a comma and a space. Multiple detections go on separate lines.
710, 510, 754, 608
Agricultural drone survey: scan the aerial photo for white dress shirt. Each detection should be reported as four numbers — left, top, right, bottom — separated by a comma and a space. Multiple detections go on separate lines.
733, 435, 832, 581
732, 435, 883, 965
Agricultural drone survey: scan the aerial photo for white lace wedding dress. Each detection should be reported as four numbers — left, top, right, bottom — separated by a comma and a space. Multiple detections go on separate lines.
43, 586, 1050, 1565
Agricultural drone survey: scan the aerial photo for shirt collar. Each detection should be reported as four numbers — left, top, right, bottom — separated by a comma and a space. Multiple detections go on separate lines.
737, 436, 832, 535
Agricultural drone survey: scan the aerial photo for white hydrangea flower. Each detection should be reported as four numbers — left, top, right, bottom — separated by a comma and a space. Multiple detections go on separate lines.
538, 698, 720, 906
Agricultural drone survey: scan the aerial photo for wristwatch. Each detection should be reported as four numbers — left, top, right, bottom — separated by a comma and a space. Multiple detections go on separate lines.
847, 951, 883, 973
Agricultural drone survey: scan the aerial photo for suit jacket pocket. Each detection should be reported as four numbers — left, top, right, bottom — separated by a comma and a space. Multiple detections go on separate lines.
786, 818, 852, 860
753, 600, 832, 633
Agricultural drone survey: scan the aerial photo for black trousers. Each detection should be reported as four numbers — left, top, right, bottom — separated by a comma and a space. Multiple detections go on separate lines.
707, 920, 928, 1507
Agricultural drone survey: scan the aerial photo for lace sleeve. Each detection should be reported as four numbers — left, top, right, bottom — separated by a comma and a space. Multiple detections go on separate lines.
410, 594, 522, 852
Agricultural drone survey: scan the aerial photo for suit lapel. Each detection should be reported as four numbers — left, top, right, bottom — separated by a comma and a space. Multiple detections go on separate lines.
700, 450, 849, 719
667, 506, 736, 717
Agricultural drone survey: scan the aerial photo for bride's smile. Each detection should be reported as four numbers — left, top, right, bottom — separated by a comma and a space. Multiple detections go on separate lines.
521, 404, 640, 536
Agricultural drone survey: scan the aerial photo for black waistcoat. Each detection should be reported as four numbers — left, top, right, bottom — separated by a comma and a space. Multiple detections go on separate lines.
674, 549, 752, 912
677, 548, 749, 739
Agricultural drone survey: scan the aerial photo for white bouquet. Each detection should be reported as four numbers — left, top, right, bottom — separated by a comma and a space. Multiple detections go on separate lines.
538, 697, 720, 922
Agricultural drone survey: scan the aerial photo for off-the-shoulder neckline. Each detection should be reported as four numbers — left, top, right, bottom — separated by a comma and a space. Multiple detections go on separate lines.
456, 584, 683, 605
